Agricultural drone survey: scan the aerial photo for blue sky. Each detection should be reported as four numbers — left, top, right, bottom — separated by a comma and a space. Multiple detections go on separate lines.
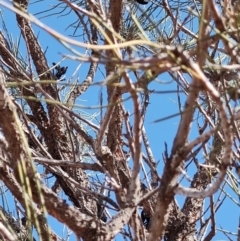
0, 1, 239, 240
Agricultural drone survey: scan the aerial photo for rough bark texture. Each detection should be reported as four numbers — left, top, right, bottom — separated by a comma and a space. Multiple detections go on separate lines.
0, 0, 238, 240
